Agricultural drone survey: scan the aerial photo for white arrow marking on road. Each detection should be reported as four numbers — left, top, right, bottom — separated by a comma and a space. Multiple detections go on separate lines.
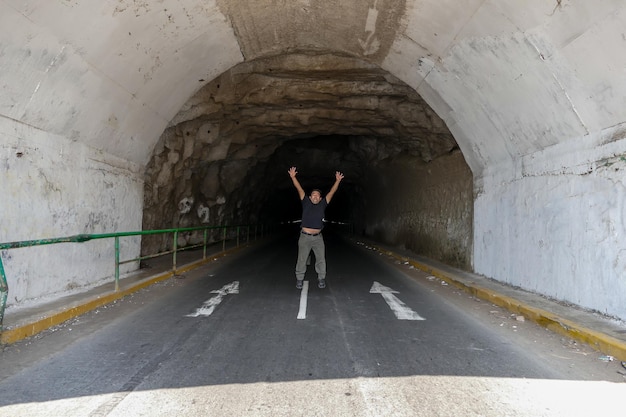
297, 280, 309, 320
186, 281, 239, 317
370, 281, 425, 320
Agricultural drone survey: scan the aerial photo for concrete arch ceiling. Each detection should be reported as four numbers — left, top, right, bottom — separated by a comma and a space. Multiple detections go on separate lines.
4, 0, 624, 177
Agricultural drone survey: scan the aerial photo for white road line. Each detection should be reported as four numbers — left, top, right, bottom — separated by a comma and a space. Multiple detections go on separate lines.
297, 280, 309, 320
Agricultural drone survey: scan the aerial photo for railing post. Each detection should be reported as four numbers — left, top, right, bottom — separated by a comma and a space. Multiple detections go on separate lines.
222, 227, 226, 252
173, 231, 178, 273
0, 255, 8, 331
237, 226, 240, 247
114, 236, 120, 291
203, 228, 208, 260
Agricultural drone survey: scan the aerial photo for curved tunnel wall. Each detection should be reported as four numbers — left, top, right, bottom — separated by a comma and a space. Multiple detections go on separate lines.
1, 1, 625, 320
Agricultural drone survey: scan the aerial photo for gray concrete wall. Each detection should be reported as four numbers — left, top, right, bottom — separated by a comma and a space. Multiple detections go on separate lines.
0, 118, 143, 306
475, 126, 626, 319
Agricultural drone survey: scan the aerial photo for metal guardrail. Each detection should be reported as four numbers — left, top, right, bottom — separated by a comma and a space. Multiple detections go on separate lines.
0, 224, 266, 331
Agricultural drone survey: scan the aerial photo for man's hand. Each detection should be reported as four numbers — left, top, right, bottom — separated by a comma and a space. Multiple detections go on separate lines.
289, 166, 305, 200
326, 171, 344, 203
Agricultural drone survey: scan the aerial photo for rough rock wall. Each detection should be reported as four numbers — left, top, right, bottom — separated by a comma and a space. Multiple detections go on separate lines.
141, 120, 278, 254
362, 150, 473, 270
141, 54, 459, 256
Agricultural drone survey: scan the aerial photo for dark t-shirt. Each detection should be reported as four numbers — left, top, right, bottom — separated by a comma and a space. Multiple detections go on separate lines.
301, 197, 327, 230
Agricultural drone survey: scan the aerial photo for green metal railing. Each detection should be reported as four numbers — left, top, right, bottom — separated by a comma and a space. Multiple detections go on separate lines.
0, 224, 266, 331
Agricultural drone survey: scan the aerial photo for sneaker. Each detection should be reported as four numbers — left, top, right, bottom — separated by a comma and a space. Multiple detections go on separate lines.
318, 279, 326, 289
296, 280, 303, 290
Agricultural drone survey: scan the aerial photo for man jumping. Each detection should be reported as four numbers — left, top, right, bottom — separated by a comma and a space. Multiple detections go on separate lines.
288, 166, 344, 289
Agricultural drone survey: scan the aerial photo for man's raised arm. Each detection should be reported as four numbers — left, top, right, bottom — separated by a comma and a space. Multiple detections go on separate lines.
288, 166, 306, 200
325, 171, 344, 203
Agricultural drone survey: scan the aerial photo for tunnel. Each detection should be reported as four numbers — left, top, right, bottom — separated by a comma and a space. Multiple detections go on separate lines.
141, 53, 472, 270
1, 1, 626, 324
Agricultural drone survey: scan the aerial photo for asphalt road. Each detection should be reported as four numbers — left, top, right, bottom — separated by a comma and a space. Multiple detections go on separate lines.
1, 231, 625, 416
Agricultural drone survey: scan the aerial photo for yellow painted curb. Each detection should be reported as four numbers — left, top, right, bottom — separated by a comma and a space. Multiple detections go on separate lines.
0, 270, 176, 345
369, 244, 626, 362
0, 245, 246, 345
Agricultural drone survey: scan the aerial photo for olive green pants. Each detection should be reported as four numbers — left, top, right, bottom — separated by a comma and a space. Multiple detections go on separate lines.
295, 232, 325, 282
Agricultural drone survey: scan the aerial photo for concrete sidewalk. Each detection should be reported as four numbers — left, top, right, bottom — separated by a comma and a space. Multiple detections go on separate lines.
3, 235, 626, 365
358, 239, 626, 362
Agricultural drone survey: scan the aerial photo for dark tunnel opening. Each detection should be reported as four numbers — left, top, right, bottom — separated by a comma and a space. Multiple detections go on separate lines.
253, 135, 363, 230
142, 131, 473, 270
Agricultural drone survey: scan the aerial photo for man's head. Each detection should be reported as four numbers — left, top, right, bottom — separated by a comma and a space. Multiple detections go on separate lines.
309, 189, 322, 204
